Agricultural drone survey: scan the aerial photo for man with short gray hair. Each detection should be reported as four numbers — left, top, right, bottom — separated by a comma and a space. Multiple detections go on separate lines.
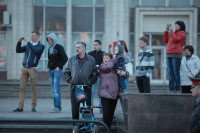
65, 42, 98, 119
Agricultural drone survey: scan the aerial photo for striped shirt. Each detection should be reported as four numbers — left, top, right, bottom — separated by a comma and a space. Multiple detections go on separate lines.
135, 46, 155, 77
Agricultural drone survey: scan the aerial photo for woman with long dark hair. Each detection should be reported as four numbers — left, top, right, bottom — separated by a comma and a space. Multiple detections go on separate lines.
163, 20, 186, 93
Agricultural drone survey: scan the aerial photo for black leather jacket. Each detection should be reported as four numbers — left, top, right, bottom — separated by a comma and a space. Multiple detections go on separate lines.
64, 54, 98, 88
188, 100, 200, 133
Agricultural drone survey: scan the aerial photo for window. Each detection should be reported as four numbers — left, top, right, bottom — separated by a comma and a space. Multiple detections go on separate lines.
0, 0, 7, 70
194, 0, 200, 7
129, 0, 139, 7
169, 0, 190, 7
151, 35, 165, 46
72, 7, 93, 32
130, 8, 134, 32
72, 0, 105, 56
33, 0, 67, 70
142, 0, 165, 7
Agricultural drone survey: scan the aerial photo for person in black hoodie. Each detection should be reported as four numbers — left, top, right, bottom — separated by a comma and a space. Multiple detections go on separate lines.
47, 33, 68, 113
88, 40, 105, 113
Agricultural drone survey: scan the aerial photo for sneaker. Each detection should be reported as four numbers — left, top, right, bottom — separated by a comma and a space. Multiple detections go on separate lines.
168, 90, 174, 94
31, 108, 36, 112
175, 91, 181, 94
49, 107, 61, 113
13, 107, 23, 112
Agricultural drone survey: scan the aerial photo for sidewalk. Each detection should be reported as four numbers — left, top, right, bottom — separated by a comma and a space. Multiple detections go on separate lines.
0, 98, 103, 119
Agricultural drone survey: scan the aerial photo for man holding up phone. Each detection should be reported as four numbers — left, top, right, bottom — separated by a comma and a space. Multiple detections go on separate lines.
13, 30, 45, 112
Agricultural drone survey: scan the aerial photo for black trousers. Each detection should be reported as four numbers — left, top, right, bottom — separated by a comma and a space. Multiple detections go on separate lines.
181, 86, 192, 93
101, 97, 118, 129
136, 76, 150, 93
70, 86, 91, 119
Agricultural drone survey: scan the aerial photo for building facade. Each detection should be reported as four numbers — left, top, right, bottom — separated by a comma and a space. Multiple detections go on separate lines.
0, 0, 200, 84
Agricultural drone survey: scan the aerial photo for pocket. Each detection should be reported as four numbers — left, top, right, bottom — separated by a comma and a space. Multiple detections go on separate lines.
54, 69, 63, 78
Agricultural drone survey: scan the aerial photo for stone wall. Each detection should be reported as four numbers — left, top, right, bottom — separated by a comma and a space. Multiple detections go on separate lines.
116, 93, 195, 133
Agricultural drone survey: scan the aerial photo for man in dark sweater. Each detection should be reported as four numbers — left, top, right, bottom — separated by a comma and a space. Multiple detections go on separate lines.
188, 77, 200, 133
65, 42, 98, 119
47, 33, 68, 113
88, 40, 105, 113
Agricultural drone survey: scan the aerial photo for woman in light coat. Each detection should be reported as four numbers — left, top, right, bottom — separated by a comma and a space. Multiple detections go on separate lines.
180, 45, 200, 93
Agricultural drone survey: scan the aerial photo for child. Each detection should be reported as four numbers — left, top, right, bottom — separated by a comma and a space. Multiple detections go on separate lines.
114, 44, 129, 92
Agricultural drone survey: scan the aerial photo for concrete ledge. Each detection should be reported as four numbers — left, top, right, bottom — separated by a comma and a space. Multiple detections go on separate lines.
116, 93, 195, 133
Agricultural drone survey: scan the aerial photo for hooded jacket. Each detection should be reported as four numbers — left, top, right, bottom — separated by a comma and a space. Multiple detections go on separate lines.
16, 41, 45, 68
47, 33, 68, 70
115, 44, 126, 71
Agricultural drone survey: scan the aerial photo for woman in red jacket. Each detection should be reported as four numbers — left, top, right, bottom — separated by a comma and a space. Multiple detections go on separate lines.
163, 21, 186, 93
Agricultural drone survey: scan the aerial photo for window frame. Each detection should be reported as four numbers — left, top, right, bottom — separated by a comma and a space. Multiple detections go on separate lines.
33, 0, 67, 71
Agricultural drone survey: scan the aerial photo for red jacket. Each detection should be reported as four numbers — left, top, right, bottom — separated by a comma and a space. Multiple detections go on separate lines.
163, 30, 186, 54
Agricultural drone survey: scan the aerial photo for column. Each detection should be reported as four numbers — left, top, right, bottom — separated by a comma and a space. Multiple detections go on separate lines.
105, 0, 130, 50
6, 0, 33, 80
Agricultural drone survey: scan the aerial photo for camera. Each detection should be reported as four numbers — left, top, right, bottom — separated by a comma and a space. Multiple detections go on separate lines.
167, 24, 171, 27
167, 24, 171, 31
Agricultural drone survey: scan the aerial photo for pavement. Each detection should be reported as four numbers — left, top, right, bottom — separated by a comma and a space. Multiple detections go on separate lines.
0, 98, 103, 120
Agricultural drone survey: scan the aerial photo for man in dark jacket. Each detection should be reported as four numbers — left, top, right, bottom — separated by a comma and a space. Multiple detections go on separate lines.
65, 42, 98, 119
88, 40, 104, 113
188, 77, 200, 133
47, 33, 68, 113
13, 30, 45, 112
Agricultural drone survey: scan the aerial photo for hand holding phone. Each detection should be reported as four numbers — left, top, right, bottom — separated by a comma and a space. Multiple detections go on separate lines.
18, 37, 24, 42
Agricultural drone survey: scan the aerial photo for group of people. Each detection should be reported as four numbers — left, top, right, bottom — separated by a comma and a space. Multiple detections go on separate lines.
11, 19, 200, 132
12, 29, 155, 129
164, 20, 200, 133
164, 20, 200, 94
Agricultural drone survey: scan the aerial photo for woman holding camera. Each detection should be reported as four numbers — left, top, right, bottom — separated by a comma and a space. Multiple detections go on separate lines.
163, 21, 186, 93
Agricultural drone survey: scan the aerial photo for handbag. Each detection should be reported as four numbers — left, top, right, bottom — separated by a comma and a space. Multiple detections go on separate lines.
74, 85, 87, 103
184, 61, 200, 78
125, 56, 133, 77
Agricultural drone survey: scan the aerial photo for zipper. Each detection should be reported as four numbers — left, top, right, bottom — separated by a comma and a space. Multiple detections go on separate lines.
26, 50, 31, 67
34, 56, 36, 64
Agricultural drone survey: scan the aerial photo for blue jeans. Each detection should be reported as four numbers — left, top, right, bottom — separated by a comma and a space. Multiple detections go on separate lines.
49, 69, 63, 109
91, 78, 102, 109
118, 76, 127, 92
166, 57, 182, 92
124, 78, 129, 92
